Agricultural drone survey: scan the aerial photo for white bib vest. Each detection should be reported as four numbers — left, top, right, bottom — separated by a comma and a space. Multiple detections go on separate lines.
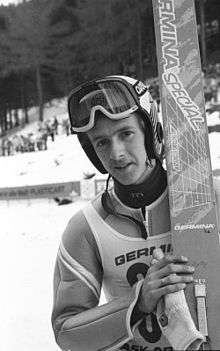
83, 203, 173, 350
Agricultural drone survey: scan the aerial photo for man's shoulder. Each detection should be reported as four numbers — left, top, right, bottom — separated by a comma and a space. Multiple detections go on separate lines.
59, 202, 103, 274
91, 191, 108, 219
62, 196, 104, 251
62, 207, 89, 244
67, 191, 104, 223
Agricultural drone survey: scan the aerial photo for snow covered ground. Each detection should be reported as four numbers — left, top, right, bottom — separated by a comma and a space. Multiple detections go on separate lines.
0, 101, 219, 351
0, 198, 87, 351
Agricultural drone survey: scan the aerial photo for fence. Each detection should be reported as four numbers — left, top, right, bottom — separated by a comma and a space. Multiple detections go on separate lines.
0, 178, 107, 201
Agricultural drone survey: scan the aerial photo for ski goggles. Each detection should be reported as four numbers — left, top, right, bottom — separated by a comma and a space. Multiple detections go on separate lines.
68, 77, 141, 133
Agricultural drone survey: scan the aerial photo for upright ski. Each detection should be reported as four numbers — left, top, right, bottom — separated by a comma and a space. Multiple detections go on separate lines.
153, 0, 220, 349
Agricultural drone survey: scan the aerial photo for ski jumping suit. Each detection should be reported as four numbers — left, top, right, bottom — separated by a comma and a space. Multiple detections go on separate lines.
52, 178, 220, 351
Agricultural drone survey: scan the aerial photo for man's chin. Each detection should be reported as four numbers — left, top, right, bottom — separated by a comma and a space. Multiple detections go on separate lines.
113, 171, 138, 186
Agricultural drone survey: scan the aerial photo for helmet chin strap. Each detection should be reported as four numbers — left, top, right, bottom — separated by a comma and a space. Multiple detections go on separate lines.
101, 159, 167, 239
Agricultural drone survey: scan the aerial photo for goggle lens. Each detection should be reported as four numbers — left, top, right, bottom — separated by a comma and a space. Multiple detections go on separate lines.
68, 80, 137, 131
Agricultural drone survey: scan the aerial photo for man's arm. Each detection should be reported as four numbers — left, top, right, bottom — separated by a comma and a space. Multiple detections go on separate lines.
51, 209, 143, 351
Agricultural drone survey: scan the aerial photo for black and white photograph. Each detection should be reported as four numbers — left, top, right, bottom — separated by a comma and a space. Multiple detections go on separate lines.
0, 0, 220, 350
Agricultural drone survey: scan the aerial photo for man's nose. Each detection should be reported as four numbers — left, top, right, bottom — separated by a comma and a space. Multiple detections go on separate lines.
110, 139, 126, 161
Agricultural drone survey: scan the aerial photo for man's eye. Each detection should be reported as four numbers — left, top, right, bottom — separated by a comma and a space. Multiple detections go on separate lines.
122, 131, 133, 138
96, 139, 108, 148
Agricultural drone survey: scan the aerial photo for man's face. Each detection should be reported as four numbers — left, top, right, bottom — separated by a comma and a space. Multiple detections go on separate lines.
87, 113, 155, 185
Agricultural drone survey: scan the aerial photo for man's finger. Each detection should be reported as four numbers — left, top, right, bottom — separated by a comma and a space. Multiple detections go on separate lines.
153, 248, 164, 261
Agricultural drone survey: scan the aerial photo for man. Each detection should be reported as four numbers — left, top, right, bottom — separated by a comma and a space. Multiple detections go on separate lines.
52, 76, 219, 350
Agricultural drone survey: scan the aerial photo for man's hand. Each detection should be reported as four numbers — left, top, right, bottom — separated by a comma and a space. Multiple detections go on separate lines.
138, 249, 195, 314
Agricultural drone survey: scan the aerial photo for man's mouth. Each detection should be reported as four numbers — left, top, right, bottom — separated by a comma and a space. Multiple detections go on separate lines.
114, 162, 133, 170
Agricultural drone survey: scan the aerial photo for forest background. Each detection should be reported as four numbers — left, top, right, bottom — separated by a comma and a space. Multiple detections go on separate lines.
0, 0, 219, 133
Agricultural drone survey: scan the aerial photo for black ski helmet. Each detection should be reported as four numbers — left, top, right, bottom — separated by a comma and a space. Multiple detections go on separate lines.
68, 75, 164, 174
